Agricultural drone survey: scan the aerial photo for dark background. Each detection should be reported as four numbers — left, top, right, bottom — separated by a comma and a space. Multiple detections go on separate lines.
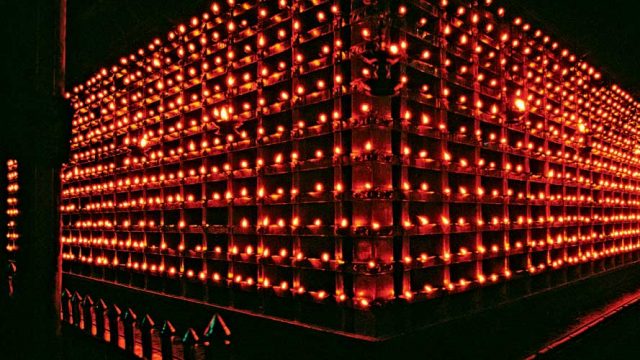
1, 0, 639, 144
0, 0, 639, 358
62, 0, 640, 97
508, 0, 640, 96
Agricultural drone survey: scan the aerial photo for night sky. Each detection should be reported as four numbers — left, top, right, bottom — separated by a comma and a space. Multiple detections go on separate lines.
66, 0, 210, 87
65, 0, 640, 96
509, 0, 640, 96
0, 1, 638, 358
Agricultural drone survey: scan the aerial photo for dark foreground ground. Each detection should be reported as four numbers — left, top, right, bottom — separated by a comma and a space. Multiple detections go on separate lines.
4, 264, 640, 359
545, 301, 640, 359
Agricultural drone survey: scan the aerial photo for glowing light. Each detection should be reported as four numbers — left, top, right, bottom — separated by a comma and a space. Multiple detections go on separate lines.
514, 98, 526, 112
61, 0, 640, 326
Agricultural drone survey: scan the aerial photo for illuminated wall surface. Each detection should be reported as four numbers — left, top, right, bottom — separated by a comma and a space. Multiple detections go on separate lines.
60, 0, 640, 336
6, 159, 19, 295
